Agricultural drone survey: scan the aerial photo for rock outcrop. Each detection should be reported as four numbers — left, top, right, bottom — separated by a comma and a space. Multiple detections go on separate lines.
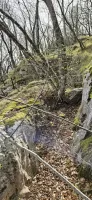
0, 121, 38, 200
73, 73, 92, 179
65, 87, 82, 104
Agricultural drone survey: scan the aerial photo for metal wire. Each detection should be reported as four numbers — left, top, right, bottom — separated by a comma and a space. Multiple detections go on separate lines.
0, 130, 91, 200
0, 94, 92, 135
0, 90, 91, 199
0, 94, 92, 167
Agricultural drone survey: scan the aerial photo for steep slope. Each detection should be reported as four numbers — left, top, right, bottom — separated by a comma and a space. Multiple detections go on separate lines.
0, 36, 92, 200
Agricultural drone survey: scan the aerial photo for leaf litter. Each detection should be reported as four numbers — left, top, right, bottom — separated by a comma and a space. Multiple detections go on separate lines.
23, 105, 92, 200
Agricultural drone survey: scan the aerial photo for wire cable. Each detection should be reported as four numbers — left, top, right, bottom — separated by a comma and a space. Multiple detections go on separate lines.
0, 94, 92, 135
0, 129, 91, 200
0, 94, 92, 168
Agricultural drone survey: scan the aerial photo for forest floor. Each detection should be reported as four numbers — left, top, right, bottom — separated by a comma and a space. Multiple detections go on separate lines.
23, 105, 92, 200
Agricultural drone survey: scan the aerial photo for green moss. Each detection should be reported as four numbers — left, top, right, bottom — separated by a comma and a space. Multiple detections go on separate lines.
26, 80, 44, 88
0, 98, 26, 125
15, 104, 27, 110
59, 112, 65, 117
11, 80, 44, 101
0, 85, 42, 126
46, 53, 58, 60
74, 106, 81, 126
9, 89, 19, 96
28, 98, 35, 103
66, 44, 80, 56
0, 99, 9, 107
65, 88, 72, 95
88, 88, 92, 101
2, 101, 17, 115
78, 164, 92, 180
27, 98, 41, 105
90, 92, 92, 99
74, 116, 80, 126
5, 111, 26, 126
81, 136, 92, 151
66, 36, 92, 75
80, 55, 92, 73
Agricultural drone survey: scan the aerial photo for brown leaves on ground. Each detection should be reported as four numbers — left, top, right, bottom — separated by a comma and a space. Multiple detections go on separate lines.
28, 153, 79, 200
24, 106, 92, 200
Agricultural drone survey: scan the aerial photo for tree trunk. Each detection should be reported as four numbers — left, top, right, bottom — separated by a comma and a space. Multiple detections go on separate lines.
43, 0, 64, 48
36, 0, 40, 49
0, 20, 32, 59
0, 9, 45, 61
32, 0, 40, 49
62, 0, 67, 41
1, 33, 16, 68
43, 0, 67, 98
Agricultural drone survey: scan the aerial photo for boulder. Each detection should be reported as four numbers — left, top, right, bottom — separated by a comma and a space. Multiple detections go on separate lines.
65, 87, 82, 104
73, 73, 92, 179
0, 121, 38, 200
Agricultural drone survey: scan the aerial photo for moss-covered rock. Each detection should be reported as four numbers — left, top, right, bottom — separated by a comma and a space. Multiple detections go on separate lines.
2, 101, 17, 115
0, 79, 52, 126
74, 104, 83, 126
78, 164, 92, 180
5, 111, 26, 126
66, 36, 92, 88
74, 116, 80, 126
65, 87, 82, 105
81, 136, 92, 151
73, 72, 92, 180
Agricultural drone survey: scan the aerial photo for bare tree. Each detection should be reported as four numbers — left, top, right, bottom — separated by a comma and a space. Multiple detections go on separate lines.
42, 0, 64, 48
0, 9, 45, 60
32, 0, 40, 49
62, 0, 67, 40
1, 33, 16, 68
56, 0, 84, 49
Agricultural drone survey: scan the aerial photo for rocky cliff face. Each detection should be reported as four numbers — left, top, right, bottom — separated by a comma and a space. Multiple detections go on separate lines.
73, 73, 92, 179
0, 122, 38, 200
